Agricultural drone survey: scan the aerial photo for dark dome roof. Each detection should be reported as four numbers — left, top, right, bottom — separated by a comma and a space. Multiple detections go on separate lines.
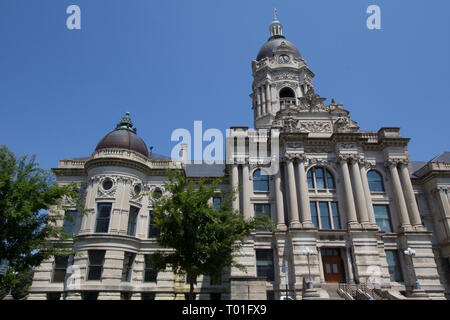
95, 113, 149, 158
256, 36, 302, 61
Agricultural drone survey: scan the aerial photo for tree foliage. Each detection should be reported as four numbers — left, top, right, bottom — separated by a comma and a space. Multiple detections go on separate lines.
148, 169, 274, 300
0, 145, 83, 273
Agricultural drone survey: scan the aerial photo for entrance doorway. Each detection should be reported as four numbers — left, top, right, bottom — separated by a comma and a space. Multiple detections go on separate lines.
321, 248, 345, 283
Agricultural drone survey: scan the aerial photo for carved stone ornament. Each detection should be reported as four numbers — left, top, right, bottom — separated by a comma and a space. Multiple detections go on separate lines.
299, 121, 332, 133
96, 176, 118, 198
304, 146, 333, 154
298, 88, 329, 112
284, 117, 299, 131
333, 116, 359, 133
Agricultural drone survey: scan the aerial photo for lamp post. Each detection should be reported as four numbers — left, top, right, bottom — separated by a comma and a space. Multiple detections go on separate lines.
404, 248, 421, 290
303, 248, 314, 290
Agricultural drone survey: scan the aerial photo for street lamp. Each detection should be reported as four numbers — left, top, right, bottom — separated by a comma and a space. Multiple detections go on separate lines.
303, 247, 314, 290
404, 248, 421, 290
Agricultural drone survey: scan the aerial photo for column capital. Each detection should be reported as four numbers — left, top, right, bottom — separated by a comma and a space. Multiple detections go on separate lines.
384, 157, 409, 168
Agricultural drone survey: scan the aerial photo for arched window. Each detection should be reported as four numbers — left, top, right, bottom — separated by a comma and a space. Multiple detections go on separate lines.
279, 87, 296, 98
367, 170, 384, 192
307, 167, 335, 190
253, 169, 269, 191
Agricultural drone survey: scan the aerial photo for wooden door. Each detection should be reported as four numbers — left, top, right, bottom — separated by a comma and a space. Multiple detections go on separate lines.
321, 248, 345, 283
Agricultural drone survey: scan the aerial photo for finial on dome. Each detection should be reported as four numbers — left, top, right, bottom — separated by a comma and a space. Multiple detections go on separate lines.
269, 9, 283, 38
116, 112, 134, 131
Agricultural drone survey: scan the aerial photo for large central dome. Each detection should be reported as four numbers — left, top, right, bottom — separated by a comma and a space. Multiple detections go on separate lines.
95, 112, 149, 158
256, 19, 302, 61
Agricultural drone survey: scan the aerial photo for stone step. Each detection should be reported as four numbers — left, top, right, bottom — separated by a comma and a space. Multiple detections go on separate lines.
321, 284, 345, 300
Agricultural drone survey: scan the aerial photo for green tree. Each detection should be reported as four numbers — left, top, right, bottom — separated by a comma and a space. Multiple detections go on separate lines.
0, 145, 83, 275
0, 268, 34, 300
148, 169, 274, 300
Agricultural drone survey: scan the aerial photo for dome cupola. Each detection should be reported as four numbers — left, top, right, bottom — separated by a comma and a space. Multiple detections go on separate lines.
95, 112, 149, 158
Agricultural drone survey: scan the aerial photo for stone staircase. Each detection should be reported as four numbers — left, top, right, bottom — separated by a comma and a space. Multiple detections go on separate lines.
321, 284, 345, 300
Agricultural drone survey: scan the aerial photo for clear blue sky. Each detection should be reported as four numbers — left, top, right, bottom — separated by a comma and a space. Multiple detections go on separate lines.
0, 0, 449, 170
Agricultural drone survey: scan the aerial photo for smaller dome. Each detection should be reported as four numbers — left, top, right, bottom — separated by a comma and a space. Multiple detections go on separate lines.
256, 17, 302, 61
95, 113, 149, 158
256, 37, 302, 61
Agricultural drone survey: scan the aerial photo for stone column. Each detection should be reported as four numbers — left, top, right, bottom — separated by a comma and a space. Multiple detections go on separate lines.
297, 158, 314, 228
399, 163, 423, 228
339, 157, 359, 228
386, 161, 412, 231
242, 164, 250, 220
261, 86, 266, 115
286, 159, 301, 228
265, 84, 271, 113
350, 158, 370, 226
274, 166, 286, 231
256, 88, 262, 117
231, 164, 240, 211
360, 164, 376, 226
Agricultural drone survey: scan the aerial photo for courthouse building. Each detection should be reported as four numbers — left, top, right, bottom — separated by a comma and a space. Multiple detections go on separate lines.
28, 17, 449, 300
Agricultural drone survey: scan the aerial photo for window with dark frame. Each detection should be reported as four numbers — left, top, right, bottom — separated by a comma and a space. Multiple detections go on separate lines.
307, 167, 335, 190
144, 255, 158, 283
87, 250, 105, 281
121, 252, 136, 282
213, 196, 222, 210
63, 210, 78, 235
367, 170, 385, 192
95, 203, 112, 233
256, 249, 274, 281
309, 201, 341, 230
373, 205, 393, 232
385, 250, 404, 282
127, 206, 139, 236
52, 256, 69, 283
254, 203, 271, 231
253, 169, 269, 191
148, 210, 160, 238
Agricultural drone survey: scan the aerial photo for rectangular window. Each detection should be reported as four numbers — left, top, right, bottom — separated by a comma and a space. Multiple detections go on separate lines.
144, 255, 158, 283
307, 170, 314, 189
148, 210, 160, 238
319, 202, 331, 229
213, 197, 222, 210
256, 249, 274, 281
254, 204, 271, 231
127, 206, 139, 236
310, 202, 319, 228
87, 250, 105, 281
52, 256, 69, 283
121, 252, 136, 282
95, 203, 112, 233
63, 210, 78, 235
331, 202, 341, 230
385, 250, 404, 282
373, 205, 393, 232
315, 168, 325, 189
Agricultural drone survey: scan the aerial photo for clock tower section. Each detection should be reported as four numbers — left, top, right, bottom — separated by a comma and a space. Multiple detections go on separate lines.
252, 17, 315, 129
